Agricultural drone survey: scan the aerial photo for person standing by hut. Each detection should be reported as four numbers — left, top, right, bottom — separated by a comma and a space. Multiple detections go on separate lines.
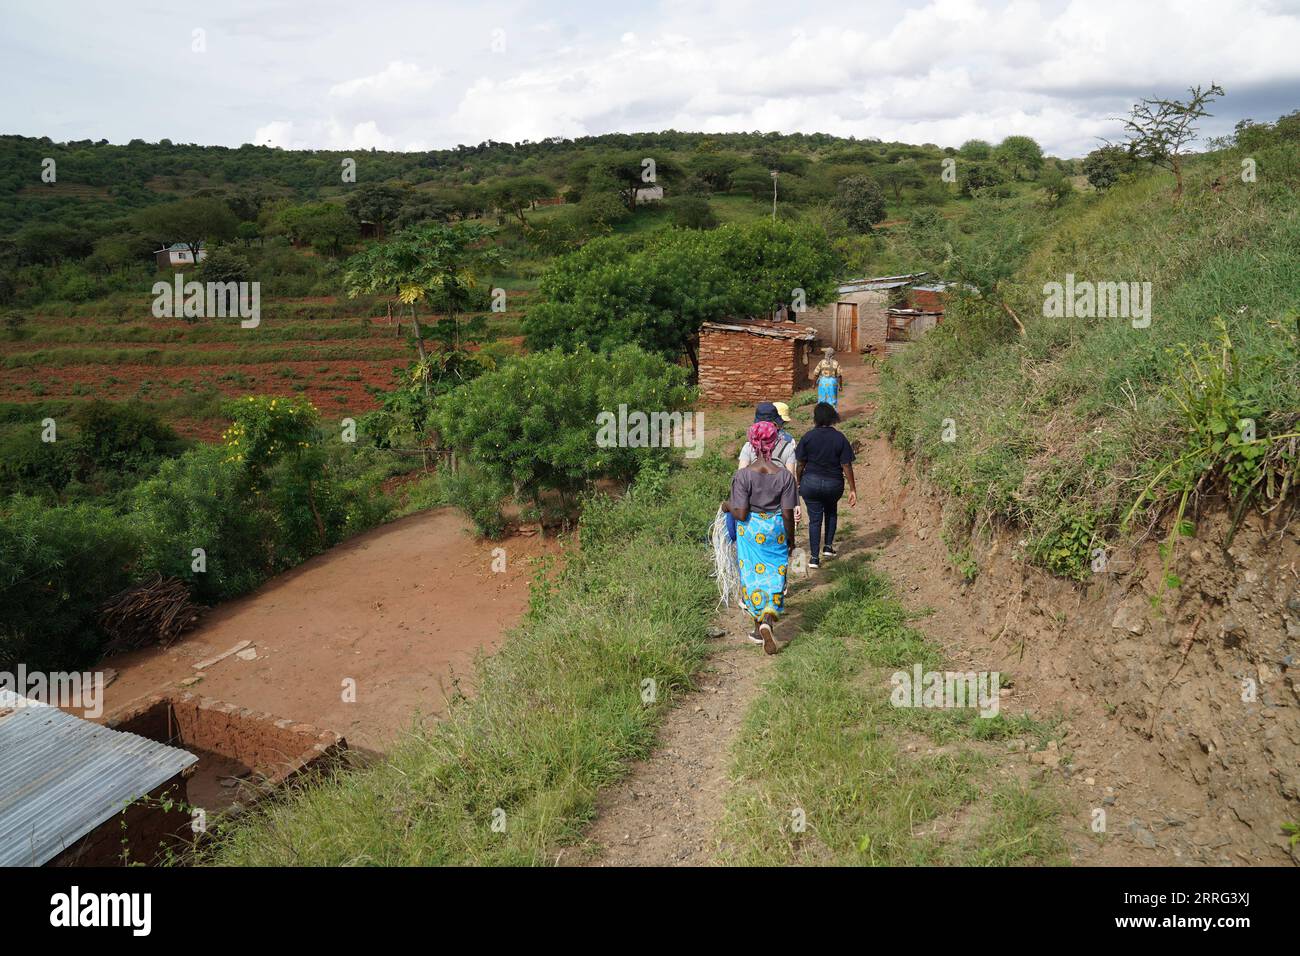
813, 347, 844, 408
723, 421, 797, 654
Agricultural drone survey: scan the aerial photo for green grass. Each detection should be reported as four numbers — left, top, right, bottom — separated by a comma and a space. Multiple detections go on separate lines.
721, 555, 1067, 866
205, 452, 732, 865
3, 343, 409, 368
877, 132, 1300, 579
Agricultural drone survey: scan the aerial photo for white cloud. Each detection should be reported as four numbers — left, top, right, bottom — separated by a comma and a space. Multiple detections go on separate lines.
329, 61, 443, 100
4, 0, 1297, 155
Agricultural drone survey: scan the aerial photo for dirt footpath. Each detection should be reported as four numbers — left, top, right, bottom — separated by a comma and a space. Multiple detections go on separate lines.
579, 369, 879, 866
578, 358, 1276, 867
97, 509, 560, 753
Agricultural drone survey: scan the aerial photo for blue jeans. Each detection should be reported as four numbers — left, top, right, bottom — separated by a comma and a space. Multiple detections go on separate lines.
801, 472, 843, 557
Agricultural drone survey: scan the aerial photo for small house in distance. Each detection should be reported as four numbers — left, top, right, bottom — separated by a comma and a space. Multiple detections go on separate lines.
154, 242, 207, 268
800, 274, 954, 355
634, 185, 664, 204
698, 319, 816, 404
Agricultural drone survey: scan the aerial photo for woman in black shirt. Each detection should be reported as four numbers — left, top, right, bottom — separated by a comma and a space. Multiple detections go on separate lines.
794, 402, 857, 569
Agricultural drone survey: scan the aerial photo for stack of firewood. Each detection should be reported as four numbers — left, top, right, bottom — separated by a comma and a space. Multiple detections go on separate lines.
98, 573, 204, 655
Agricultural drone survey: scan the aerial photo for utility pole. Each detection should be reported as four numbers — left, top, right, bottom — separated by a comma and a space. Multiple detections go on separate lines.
770, 169, 779, 220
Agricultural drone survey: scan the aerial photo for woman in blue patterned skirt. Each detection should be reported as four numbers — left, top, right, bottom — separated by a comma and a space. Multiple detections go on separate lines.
722, 420, 798, 654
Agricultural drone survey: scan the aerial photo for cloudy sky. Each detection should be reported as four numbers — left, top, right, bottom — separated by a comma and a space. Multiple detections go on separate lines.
3, 0, 1298, 157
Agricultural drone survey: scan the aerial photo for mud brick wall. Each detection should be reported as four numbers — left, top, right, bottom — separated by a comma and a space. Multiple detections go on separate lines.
799, 303, 838, 347
50, 778, 190, 867
698, 327, 811, 404
908, 288, 948, 312
858, 291, 889, 353
111, 693, 346, 788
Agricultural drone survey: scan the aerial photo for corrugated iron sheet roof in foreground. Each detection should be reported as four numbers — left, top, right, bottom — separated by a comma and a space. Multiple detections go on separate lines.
0, 689, 197, 867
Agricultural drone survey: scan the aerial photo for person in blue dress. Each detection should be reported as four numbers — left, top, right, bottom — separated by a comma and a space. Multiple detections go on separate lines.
722, 421, 798, 654
812, 347, 843, 408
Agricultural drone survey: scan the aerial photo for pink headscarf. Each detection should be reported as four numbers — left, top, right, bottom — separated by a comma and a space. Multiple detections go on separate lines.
748, 420, 780, 461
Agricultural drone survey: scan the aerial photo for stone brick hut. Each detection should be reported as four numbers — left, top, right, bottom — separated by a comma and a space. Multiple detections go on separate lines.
800, 274, 952, 356
698, 319, 816, 404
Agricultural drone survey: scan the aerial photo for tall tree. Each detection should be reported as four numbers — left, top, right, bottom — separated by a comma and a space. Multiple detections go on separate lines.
1117, 82, 1225, 198
344, 182, 410, 236
342, 222, 504, 399
485, 176, 554, 225
524, 219, 840, 372
992, 135, 1044, 181
133, 198, 238, 263
832, 175, 888, 233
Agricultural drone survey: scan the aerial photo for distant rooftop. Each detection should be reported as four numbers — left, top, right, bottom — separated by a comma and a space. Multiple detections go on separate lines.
836, 272, 931, 293
0, 689, 197, 867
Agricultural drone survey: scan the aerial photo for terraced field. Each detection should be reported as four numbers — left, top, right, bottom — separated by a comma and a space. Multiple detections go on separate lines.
0, 293, 530, 440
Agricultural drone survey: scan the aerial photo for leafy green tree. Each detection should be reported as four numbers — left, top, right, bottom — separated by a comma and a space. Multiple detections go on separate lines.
688, 153, 743, 192
199, 246, 253, 283
14, 223, 95, 265
572, 174, 631, 231
134, 197, 238, 263
958, 139, 993, 160
566, 152, 684, 211
236, 221, 261, 247
670, 196, 718, 229
1082, 145, 1132, 192
485, 176, 554, 225
832, 175, 888, 233
878, 165, 925, 202
992, 135, 1044, 180
276, 202, 359, 256
730, 164, 776, 200
960, 160, 1009, 196
344, 182, 409, 236
432, 345, 693, 507
525, 219, 840, 370
342, 221, 504, 400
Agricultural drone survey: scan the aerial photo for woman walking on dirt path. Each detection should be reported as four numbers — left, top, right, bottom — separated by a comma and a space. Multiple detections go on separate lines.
795, 402, 857, 570
813, 347, 843, 408
723, 421, 797, 655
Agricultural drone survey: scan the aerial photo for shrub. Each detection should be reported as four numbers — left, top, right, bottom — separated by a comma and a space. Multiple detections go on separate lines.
0, 496, 140, 671
71, 400, 184, 474
133, 396, 392, 601
199, 246, 254, 284
433, 346, 694, 506
439, 466, 511, 538
132, 444, 270, 601
670, 196, 718, 229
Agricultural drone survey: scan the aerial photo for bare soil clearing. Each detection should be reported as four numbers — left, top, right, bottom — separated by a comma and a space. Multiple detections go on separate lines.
95, 509, 560, 754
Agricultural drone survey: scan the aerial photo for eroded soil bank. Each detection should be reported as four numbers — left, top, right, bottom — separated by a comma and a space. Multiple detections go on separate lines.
580, 360, 1298, 865
857, 391, 1299, 865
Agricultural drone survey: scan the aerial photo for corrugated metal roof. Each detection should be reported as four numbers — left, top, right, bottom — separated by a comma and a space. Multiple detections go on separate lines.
701, 320, 816, 341
0, 690, 197, 867
837, 272, 930, 293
